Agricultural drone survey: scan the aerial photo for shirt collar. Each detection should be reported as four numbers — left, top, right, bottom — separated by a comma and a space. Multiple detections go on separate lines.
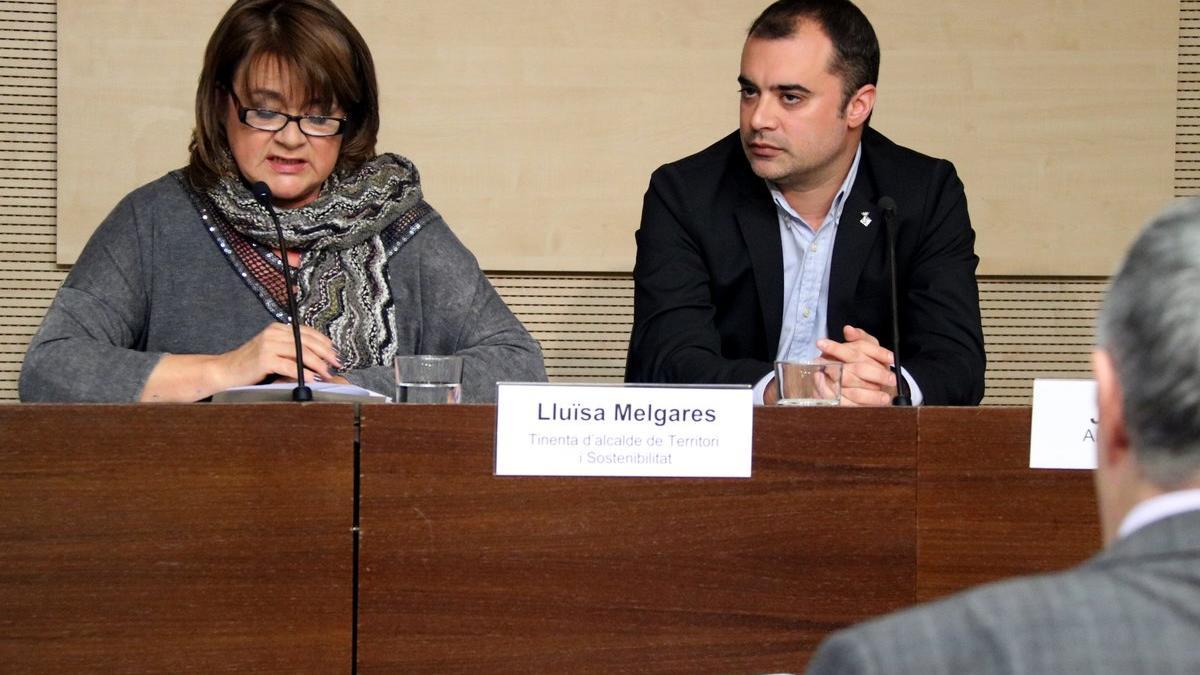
1118, 488, 1200, 539
767, 142, 863, 229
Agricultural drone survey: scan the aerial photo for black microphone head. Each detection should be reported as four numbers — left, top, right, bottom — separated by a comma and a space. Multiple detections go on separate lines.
250, 181, 272, 207
877, 195, 897, 214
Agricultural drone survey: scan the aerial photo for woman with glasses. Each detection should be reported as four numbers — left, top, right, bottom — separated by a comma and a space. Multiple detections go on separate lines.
20, 0, 546, 402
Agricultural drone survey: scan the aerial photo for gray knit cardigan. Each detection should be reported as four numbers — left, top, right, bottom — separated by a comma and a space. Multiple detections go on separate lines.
20, 173, 547, 402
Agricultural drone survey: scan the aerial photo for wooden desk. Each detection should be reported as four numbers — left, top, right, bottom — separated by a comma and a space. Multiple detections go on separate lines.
356, 406, 916, 673
1, 405, 1098, 673
917, 407, 1099, 601
0, 404, 356, 672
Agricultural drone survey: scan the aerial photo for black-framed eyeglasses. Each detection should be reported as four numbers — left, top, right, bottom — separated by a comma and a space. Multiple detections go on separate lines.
230, 91, 349, 137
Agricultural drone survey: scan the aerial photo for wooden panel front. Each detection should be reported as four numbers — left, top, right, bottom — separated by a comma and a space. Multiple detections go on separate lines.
916, 406, 1100, 602
357, 405, 917, 674
0, 404, 356, 673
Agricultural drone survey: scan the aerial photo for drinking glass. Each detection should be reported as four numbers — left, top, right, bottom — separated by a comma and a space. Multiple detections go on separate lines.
774, 361, 842, 406
394, 355, 463, 404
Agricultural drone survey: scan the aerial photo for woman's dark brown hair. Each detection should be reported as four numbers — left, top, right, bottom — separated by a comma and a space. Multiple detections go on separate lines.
186, 0, 379, 188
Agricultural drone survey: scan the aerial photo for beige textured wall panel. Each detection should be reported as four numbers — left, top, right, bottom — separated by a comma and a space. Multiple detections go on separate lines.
0, 0, 58, 402
57, 1, 1177, 273
860, 0, 1177, 275
56, 1, 217, 262
56, 0, 754, 266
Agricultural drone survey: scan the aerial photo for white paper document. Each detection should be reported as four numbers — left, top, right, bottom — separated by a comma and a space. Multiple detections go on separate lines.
212, 382, 389, 403
1029, 378, 1098, 469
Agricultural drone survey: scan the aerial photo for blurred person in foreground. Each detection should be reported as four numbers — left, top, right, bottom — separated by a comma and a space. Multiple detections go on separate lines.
20, 0, 545, 402
805, 201, 1200, 674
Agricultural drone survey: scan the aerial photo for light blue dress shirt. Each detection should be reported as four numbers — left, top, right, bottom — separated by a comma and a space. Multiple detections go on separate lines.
773, 147, 860, 363
752, 144, 923, 405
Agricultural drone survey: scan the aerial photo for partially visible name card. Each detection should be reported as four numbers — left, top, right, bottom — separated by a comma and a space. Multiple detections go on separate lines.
1030, 379, 1098, 469
494, 383, 753, 477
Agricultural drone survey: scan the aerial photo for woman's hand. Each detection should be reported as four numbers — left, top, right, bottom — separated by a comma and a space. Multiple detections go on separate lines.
140, 323, 343, 402
210, 323, 342, 390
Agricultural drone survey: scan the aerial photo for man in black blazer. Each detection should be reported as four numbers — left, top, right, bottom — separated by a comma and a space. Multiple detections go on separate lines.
626, 0, 984, 406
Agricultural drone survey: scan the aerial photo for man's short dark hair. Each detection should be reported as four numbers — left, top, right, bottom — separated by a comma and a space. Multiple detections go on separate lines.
748, 0, 880, 108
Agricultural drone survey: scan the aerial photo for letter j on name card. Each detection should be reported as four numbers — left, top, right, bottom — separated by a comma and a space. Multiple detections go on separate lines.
493, 383, 753, 477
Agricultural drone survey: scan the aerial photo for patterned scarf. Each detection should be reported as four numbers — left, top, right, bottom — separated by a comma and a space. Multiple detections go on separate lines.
204, 153, 422, 370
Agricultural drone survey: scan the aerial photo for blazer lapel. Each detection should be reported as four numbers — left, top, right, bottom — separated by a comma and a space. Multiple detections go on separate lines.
827, 181, 881, 337
736, 182, 784, 353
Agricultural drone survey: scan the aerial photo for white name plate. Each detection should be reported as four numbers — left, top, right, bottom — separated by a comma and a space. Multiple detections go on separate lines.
494, 383, 753, 477
1029, 379, 1098, 470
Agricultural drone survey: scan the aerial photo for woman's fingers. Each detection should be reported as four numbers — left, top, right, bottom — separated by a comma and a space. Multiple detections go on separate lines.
216, 323, 342, 388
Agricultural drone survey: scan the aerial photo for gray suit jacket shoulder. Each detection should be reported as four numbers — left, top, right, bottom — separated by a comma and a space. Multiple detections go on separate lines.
806, 510, 1200, 674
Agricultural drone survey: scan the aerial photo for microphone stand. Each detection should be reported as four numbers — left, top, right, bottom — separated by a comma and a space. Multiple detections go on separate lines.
251, 181, 312, 402
880, 196, 911, 406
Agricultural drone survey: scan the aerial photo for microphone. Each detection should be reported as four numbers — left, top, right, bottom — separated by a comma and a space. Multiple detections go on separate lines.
878, 196, 911, 406
251, 181, 313, 402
